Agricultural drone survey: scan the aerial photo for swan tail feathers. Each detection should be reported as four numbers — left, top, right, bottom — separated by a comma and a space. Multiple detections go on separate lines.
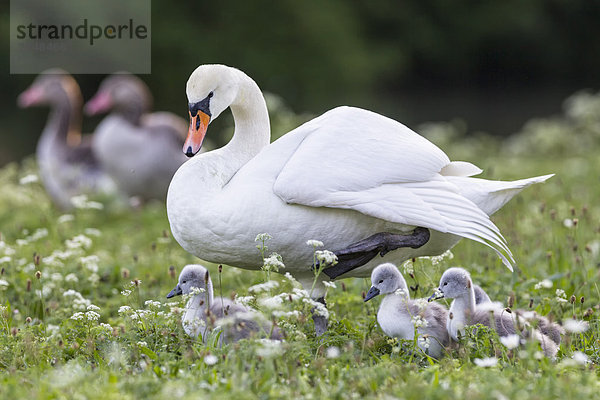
446, 173, 554, 216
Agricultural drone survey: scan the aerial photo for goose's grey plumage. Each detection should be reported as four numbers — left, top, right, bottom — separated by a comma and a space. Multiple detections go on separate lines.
166, 264, 280, 343
364, 263, 450, 359
86, 73, 189, 201
17, 70, 116, 209
430, 267, 558, 357
473, 283, 563, 345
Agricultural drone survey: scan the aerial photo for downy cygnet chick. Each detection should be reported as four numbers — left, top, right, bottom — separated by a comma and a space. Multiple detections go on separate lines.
473, 283, 563, 345
429, 267, 558, 357
167, 264, 280, 343
364, 263, 450, 359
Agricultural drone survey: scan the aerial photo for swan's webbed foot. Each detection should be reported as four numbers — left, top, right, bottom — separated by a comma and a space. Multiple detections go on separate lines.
311, 296, 328, 337
321, 227, 430, 280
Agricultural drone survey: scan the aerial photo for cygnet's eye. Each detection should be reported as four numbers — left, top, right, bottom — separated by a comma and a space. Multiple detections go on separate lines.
182, 280, 187, 284
443, 282, 448, 286
378, 279, 384, 284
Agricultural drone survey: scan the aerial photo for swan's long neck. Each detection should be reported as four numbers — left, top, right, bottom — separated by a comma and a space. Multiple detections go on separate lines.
219, 75, 271, 177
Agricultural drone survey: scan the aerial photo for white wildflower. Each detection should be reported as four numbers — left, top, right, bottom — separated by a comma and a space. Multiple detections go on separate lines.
85, 311, 100, 321
315, 250, 337, 266
16, 239, 28, 246
326, 346, 340, 359
19, 174, 39, 185
401, 260, 414, 275
71, 312, 85, 321
0, 280, 9, 289
57, 214, 75, 224
572, 351, 590, 365
84, 228, 102, 237
249, 280, 279, 293
0, 256, 10, 264
121, 289, 132, 296
413, 298, 428, 311
65, 273, 78, 283
563, 218, 574, 228
137, 341, 148, 347
534, 279, 553, 290
272, 310, 300, 318
71, 195, 104, 210
555, 289, 568, 303
88, 273, 100, 285
204, 354, 218, 366
499, 334, 521, 350
50, 273, 63, 282
430, 250, 454, 265
87, 304, 100, 311
66, 235, 92, 250
131, 280, 142, 286
235, 295, 255, 306
563, 319, 589, 334
99, 323, 112, 332
284, 272, 299, 283
189, 286, 205, 296
259, 296, 284, 309
394, 288, 408, 298
0, 241, 15, 256
144, 300, 162, 310
80, 255, 99, 272
118, 306, 132, 315
474, 357, 498, 367
263, 253, 285, 272
255, 233, 272, 242
303, 298, 329, 319
322, 281, 336, 289
411, 315, 428, 328
306, 240, 324, 248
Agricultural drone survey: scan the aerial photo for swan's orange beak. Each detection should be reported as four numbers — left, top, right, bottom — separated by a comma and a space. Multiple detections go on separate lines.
184, 110, 210, 157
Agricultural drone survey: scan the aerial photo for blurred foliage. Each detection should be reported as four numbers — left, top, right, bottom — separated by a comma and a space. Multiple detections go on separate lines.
2, 0, 600, 163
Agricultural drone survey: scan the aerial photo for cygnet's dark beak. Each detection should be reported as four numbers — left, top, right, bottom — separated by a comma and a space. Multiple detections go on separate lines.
166, 284, 182, 299
428, 289, 444, 302
364, 286, 380, 302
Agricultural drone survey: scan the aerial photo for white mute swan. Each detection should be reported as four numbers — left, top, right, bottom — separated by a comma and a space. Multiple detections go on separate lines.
167, 64, 552, 334
18, 70, 116, 209
364, 263, 449, 359
85, 73, 189, 202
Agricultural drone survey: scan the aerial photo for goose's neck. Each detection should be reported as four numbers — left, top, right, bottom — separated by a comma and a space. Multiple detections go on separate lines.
38, 89, 82, 156
221, 76, 271, 171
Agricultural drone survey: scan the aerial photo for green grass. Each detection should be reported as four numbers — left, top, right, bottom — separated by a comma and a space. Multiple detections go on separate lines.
1, 91, 600, 399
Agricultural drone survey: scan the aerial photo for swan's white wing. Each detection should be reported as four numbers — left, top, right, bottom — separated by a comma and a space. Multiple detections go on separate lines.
273, 106, 514, 268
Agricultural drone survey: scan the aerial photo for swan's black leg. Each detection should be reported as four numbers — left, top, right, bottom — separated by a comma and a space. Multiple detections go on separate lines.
311, 296, 328, 337
321, 227, 430, 280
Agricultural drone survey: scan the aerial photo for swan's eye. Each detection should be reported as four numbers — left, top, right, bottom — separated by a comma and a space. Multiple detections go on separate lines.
443, 282, 448, 286
378, 279, 384, 284
182, 280, 187, 284
208, 91, 214, 98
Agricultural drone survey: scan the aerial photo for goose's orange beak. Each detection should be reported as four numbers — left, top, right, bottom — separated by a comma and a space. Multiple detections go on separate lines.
184, 110, 210, 157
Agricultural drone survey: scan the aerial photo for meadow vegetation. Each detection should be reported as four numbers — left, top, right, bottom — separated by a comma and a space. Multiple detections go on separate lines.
0, 91, 600, 399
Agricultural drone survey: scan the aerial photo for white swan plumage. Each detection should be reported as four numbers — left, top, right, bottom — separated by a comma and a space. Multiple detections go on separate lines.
167, 64, 552, 298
